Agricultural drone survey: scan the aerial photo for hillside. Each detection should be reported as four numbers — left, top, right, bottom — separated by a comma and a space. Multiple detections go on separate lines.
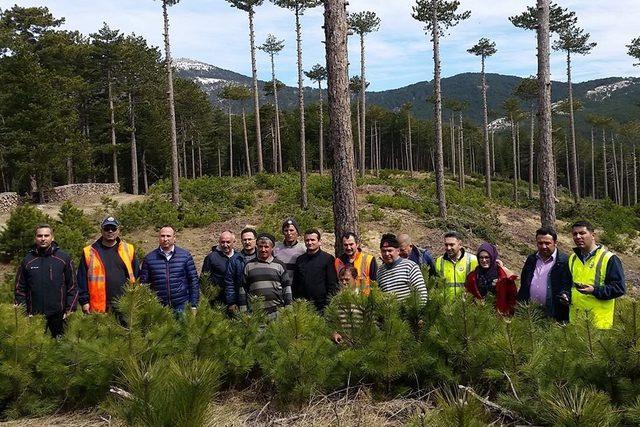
175, 58, 640, 128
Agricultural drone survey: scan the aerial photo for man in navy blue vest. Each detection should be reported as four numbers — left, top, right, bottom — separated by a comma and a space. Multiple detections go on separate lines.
139, 226, 200, 313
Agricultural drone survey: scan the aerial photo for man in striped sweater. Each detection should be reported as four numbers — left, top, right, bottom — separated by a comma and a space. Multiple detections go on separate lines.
274, 218, 306, 279
239, 233, 292, 318
377, 233, 428, 303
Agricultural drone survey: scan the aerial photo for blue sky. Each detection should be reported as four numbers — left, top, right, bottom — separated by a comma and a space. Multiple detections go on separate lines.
2, 0, 639, 91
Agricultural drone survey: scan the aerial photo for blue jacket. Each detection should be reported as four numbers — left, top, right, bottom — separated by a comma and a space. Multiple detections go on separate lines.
408, 245, 437, 277
202, 247, 244, 305
139, 246, 200, 308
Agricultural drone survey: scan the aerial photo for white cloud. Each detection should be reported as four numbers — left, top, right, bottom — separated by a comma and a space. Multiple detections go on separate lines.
1, 0, 638, 90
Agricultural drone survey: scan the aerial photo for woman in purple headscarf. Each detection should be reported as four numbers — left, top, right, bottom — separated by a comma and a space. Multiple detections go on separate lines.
465, 242, 518, 315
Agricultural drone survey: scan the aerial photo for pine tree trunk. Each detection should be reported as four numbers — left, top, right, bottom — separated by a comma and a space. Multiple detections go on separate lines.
611, 136, 620, 204
191, 139, 196, 179
198, 142, 203, 177
370, 124, 374, 170
565, 135, 571, 194
459, 112, 465, 189
128, 93, 138, 195
512, 117, 518, 202
271, 121, 277, 172
529, 111, 534, 198
295, 7, 308, 209
269, 51, 283, 174
516, 121, 521, 182
142, 149, 149, 194
318, 80, 324, 175
228, 105, 234, 177
619, 134, 624, 204
407, 111, 414, 176
324, 0, 358, 256
480, 55, 491, 196
242, 106, 252, 177
66, 156, 73, 184
181, 128, 188, 178
218, 147, 222, 177
591, 127, 595, 198
162, 0, 180, 205
376, 121, 381, 177
566, 51, 579, 201
634, 144, 638, 205
108, 73, 119, 184
359, 34, 367, 178
625, 151, 630, 206
603, 129, 608, 200
491, 130, 496, 178
450, 114, 456, 177
432, 3, 447, 219
355, 97, 361, 169
537, 0, 556, 227
248, 9, 263, 173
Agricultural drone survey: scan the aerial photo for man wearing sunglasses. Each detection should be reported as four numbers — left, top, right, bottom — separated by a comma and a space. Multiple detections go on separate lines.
77, 216, 138, 314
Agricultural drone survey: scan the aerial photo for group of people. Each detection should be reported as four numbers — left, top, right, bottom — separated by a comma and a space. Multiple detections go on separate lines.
14, 215, 626, 338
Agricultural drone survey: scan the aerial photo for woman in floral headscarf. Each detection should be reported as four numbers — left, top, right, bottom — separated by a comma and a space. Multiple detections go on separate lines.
465, 242, 518, 316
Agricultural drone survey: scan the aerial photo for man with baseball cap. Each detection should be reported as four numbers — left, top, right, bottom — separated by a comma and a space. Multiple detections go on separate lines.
377, 233, 428, 302
274, 218, 306, 278
77, 216, 138, 313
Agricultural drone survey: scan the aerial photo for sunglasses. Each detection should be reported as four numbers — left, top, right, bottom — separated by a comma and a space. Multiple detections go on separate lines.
102, 226, 118, 232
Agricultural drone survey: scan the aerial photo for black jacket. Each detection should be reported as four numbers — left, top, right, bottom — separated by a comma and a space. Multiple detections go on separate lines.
293, 250, 338, 312
517, 250, 572, 322
14, 243, 78, 315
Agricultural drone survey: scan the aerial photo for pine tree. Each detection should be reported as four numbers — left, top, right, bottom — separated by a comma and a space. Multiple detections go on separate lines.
412, 0, 470, 220
628, 36, 640, 65
324, 0, 359, 257
270, 0, 322, 210
348, 10, 380, 178
467, 38, 497, 197
553, 25, 597, 202
258, 34, 285, 173
225, 0, 265, 173
304, 64, 327, 174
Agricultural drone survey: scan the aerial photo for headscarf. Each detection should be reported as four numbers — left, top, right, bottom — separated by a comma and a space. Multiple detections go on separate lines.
476, 242, 499, 297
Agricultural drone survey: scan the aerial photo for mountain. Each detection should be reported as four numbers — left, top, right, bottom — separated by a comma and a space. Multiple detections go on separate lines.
175, 58, 640, 127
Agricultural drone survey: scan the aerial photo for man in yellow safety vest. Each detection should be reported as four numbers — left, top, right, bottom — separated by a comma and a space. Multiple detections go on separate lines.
569, 220, 625, 329
434, 231, 478, 298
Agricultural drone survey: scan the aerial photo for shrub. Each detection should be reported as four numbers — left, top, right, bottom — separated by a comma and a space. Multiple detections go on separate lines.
0, 205, 52, 262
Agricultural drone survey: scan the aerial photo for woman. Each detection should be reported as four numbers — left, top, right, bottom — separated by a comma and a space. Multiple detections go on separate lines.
465, 242, 518, 316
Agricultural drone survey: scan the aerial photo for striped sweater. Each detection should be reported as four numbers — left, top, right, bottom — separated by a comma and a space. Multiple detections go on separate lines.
239, 256, 292, 315
377, 258, 428, 302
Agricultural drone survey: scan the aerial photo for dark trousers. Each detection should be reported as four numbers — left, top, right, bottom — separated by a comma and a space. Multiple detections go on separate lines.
45, 312, 65, 338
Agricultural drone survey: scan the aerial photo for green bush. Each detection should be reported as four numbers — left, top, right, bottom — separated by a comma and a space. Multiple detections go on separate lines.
0, 205, 52, 262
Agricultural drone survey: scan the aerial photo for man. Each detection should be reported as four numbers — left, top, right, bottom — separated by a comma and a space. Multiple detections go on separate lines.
238, 232, 292, 317
377, 233, 428, 302
518, 227, 572, 322
139, 226, 200, 312
293, 229, 338, 312
334, 231, 378, 293
434, 231, 478, 298
202, 230, 243, 308
14, 224, 77, 337
569, 221, 625, 329
274, 218, 306, 278
398, 233, 436, 276
78, 216, 138, 313
239, 227, 258, 263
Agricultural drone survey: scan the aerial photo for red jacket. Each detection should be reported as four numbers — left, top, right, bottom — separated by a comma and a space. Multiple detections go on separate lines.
465, 266, 517, 316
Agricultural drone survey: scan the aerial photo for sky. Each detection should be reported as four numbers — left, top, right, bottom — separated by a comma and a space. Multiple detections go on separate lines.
2, 0, 639, 91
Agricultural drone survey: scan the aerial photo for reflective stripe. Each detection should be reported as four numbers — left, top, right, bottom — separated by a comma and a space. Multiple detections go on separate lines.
569, 248, 615, 329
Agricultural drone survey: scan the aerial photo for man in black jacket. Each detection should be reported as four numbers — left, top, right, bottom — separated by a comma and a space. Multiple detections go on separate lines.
517, 227, 572, 322
14, 224, 78, 337
293, 229, 338, 313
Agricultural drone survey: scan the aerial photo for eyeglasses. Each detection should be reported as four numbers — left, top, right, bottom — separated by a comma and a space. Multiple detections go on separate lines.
102, 226, 118, 232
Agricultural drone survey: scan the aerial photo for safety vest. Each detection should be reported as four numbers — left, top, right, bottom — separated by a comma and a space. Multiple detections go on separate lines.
435, 251, 478, 298
569, 247, 615, 329
335, 250, 374, 296
83, 241, 135, 313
